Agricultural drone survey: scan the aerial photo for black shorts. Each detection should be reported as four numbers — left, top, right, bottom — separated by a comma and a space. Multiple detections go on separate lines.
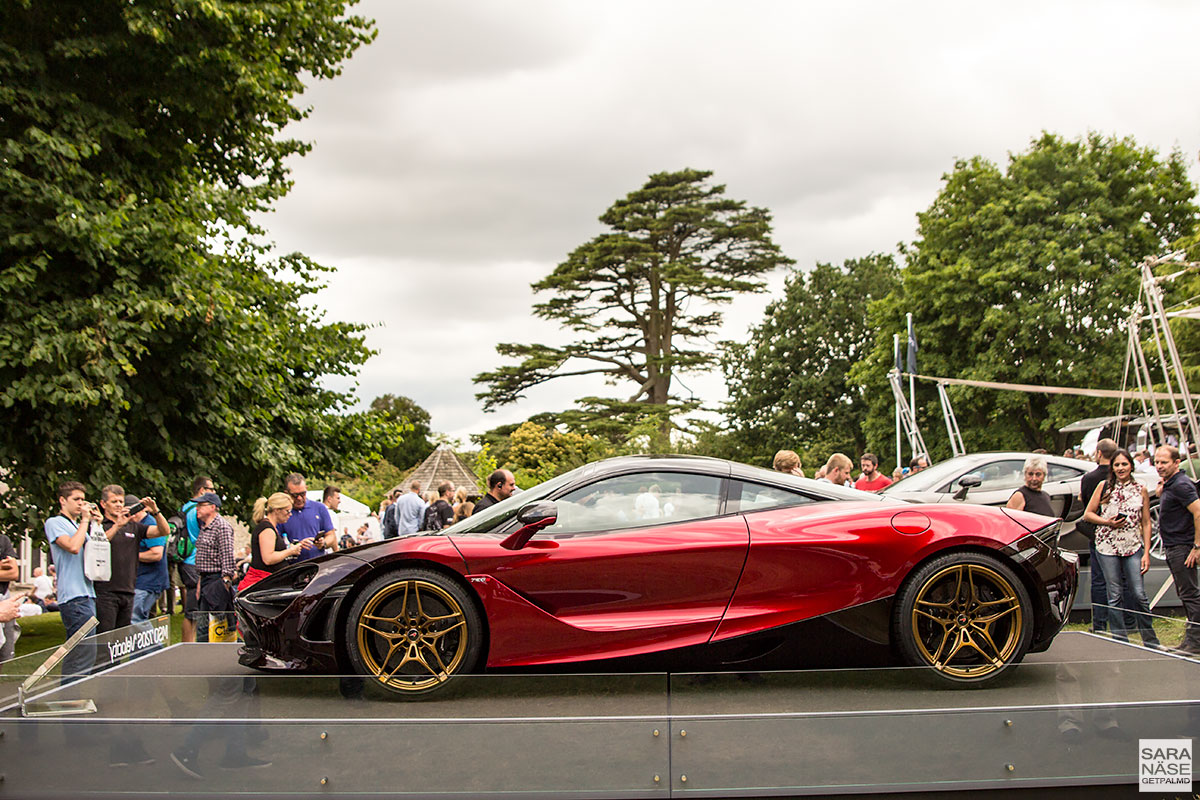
179, 562, 200, 613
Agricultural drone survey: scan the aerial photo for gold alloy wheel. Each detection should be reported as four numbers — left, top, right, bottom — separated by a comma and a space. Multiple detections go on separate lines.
909, 563, 1024, 679
355, 578, 470, 692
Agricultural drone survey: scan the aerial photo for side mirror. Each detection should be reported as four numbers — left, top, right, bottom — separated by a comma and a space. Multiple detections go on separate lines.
500, 501, 558, 551
953, 475, 982, 501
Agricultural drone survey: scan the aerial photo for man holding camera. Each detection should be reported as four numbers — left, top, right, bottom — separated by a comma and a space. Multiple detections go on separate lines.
44, 480, 98, 678
95, 484, 168, 633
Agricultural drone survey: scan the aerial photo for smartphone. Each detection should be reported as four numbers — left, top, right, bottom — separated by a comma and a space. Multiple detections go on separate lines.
126, 501, 146, 515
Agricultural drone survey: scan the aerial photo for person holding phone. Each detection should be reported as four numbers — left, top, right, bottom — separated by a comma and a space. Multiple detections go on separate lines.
1083, 449, 1159, 647
236, 492, 311, 668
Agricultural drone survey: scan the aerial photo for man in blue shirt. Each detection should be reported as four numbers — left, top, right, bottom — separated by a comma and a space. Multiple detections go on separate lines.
393, 480, 428, 536
279, 473, 337, 561
132, 495, 170, 623
44, 480, 98, 678
1154, 445, 1200, 655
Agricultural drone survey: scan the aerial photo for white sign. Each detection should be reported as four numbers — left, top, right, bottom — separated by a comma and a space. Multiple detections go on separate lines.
104, 619, 169, 664
1139, 738, 1192, 792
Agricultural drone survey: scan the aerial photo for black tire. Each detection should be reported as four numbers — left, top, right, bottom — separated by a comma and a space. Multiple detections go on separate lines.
344, 568, 484, 698
893, 552, 1033, 686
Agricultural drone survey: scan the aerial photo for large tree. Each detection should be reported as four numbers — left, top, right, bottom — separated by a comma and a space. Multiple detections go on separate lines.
474, 168, 792, 437
850, 132, 1198, 458
721, 254, 900, 469
0, 1, 390, 533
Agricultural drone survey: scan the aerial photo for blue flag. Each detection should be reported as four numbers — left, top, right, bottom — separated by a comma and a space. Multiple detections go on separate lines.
906, 324, 918, 374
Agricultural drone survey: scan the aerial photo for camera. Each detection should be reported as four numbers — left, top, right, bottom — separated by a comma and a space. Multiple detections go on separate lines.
126, 501, 146, 515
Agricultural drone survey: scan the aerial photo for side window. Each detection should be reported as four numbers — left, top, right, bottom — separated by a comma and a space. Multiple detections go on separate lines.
543, 471, 723, 536
731, 482, 815, 513
974, 460, 1026, 492
1047, 464, 1085, 483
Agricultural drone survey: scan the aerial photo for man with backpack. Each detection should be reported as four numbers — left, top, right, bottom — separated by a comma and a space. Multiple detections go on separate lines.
420, 482, 455, 532
177, 476, 213, 643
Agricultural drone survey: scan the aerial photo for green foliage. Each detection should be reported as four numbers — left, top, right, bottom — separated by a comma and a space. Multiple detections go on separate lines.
721, 254, 900, 470
369, 394, 430, 470
471, 443, 498, 490
506, 421, 613, 477
0, 1, 386, 534
474, 168, 792, 437
851, 132, 1198, 459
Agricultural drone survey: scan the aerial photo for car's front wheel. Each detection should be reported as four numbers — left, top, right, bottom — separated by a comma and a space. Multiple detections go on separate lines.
893, 552, 1033, 686
344, 568, 483, 697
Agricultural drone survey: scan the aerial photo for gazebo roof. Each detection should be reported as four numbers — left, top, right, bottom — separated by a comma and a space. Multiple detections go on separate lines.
399, 444, 482, 496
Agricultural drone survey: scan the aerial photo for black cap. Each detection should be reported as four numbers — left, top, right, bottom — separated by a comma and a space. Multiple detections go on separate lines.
195, 492, 222, 508
124, 494, 140, 507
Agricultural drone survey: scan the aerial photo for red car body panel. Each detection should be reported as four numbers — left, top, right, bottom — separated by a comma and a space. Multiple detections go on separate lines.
450, 515, 750, 667
713, 502, 1029, 641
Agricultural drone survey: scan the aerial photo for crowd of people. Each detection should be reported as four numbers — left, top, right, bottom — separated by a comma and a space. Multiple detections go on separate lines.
1005, 442, 1200, 656
0, 469, 529, 674
376, 468, 517, 538
770, 449, 919, 491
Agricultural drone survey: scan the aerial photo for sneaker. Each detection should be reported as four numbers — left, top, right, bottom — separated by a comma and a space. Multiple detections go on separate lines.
219, 753, 273, 770
170, 750, 204, 780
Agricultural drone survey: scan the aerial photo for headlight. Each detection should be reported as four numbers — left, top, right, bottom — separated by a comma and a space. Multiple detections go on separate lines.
1010, 521, 1061, 563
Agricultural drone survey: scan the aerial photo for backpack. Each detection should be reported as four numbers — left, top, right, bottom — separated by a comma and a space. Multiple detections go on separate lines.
381, 502, 399, 539
420, 503, 443, 532
167, 514, 193, 564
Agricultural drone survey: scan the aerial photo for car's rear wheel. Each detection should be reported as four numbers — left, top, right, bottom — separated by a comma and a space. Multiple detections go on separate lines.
893, 552, 1033, 686
344, 569, 483, 697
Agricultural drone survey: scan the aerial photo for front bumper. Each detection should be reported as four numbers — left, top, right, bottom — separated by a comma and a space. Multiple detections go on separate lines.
1000, 523, 1079, 652
235, 554, 370, 672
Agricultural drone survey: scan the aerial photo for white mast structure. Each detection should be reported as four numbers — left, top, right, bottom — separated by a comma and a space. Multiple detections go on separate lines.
1118, 252, 1200, 478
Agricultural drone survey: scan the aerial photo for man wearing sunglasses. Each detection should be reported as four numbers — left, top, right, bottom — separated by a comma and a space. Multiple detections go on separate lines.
279, 473, 338, 561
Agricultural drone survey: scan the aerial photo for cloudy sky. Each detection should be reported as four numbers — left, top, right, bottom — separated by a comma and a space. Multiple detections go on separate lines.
256, 0, 1200, 442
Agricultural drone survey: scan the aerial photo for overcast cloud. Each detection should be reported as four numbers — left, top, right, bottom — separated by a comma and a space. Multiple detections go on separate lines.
255, 0, 1200, 442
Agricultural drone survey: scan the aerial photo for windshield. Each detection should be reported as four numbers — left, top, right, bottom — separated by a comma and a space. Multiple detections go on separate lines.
882, 458, 970, 493
443, 465, 594, 534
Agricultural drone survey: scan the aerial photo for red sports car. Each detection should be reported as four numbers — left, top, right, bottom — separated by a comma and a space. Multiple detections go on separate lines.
235, 456, 1077, 696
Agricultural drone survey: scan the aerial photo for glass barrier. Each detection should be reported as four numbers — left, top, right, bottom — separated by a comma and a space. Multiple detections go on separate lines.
1084, 602, 1199, 654
1, 672, 673, 797
1, 624, 1197, 796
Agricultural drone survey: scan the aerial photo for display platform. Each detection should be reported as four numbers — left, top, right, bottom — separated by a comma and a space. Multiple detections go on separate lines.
0, 632, 1197, 798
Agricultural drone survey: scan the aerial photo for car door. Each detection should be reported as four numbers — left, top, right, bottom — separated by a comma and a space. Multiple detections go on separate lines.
1044, 461, 1087, 519
951, 458, 1027, 507
476, 470, 749, 660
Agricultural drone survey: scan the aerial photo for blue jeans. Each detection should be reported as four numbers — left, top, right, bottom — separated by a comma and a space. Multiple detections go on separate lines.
58, 595, 97, 679
1089, 539, 1137, 631
131, 589, 159, 623
1094, 549, 1159, 645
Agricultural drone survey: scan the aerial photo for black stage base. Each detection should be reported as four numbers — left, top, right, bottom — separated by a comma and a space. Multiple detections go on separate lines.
0, 632, 1197, 798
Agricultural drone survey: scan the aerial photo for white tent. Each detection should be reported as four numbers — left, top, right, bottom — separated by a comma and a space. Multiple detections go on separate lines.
304, 490, 380, 544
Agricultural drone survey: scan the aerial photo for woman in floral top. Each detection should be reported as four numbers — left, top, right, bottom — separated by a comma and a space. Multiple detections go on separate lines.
1082, 449, 1160, 647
